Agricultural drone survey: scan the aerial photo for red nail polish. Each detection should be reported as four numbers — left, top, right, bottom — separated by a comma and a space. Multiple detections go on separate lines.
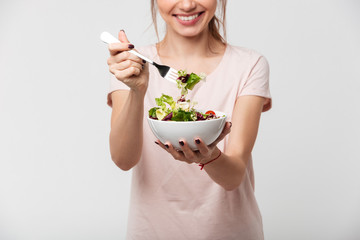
195, 139, 200, 144
179, 141, 184, 146
154, 141, 159, 145
128, 44, 134, 49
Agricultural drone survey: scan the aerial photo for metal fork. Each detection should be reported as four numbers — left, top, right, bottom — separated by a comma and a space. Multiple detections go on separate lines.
100, 31, 178, 84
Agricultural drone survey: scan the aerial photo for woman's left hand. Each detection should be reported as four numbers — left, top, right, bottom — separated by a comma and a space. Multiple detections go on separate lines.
155, 122, 232, 165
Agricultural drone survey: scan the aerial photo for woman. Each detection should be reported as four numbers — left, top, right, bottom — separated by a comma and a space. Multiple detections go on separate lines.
106, 0, 271, 239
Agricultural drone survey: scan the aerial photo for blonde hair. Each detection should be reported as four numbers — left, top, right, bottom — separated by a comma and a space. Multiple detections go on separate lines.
151, 0, 227, 44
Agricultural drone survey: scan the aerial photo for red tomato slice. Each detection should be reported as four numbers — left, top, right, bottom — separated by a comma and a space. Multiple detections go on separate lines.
205, 110, 216, 116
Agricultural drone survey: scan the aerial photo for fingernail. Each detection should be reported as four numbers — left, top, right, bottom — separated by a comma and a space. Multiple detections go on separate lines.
195, 139, 200, 144
142, 59, 146, 64
120, 29, 125, 33
179, 141, 184, 146
165, 144, 169, 149
128, 44, 134, 49
230, 122, 232, 128
154, 141, 159, 145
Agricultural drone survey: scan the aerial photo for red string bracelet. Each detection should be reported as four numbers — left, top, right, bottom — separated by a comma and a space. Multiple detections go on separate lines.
199, 151, 222, 170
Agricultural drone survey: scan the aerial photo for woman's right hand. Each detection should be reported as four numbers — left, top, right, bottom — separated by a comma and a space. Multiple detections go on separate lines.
107, 30, 149, 94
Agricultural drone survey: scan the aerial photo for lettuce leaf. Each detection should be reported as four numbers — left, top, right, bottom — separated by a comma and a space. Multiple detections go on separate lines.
176, 71, 205, 95
185, 73, 201, 90
171, 109, 197, 121
155, 94, 176, 110
156, 108, 168, 120
148, 107, 159, 118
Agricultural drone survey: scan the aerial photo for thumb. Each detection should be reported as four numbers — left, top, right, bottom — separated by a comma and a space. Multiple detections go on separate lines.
118, 30, 130, 43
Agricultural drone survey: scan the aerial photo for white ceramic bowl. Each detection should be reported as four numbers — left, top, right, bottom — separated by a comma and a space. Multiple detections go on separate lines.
147, 111, 227, 150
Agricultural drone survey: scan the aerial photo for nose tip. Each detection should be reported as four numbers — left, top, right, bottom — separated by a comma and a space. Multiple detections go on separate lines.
179, 0, 197, 11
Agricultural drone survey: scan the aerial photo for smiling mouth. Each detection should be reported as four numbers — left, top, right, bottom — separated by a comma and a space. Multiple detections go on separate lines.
173, 12, 204, 21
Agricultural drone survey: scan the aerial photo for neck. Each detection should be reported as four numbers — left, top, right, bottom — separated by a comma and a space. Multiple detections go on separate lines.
157, 28, 224, 60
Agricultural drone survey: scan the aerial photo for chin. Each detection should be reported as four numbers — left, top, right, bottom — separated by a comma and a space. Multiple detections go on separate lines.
174, 28, 206, 38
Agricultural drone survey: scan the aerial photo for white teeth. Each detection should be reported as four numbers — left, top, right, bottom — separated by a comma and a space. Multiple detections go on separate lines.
177, 14, 199, 21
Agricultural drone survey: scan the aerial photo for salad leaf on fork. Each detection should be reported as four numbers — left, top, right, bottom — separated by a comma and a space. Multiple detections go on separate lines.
176, 70, 205, 95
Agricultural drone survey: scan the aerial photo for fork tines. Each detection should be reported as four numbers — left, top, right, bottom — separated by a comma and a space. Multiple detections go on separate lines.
152, 62, 178, 84
164, 68, 179, 84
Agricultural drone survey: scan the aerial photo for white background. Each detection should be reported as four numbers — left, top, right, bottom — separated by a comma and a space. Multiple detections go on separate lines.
1, 0, 359, 239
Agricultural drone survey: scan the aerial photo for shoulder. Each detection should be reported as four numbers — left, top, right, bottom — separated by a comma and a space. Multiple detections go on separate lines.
226, 44, 264, 59
226, 44, 268, 67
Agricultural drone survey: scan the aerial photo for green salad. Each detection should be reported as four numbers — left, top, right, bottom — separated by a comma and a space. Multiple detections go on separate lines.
149, 70, 220, 121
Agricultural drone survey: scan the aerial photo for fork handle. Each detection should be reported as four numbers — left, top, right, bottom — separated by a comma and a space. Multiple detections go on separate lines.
100, 31, 154, 64
128, 50, 153, 64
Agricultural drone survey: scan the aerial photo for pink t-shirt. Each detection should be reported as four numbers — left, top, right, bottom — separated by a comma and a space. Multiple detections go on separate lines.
108, 44, 271, 240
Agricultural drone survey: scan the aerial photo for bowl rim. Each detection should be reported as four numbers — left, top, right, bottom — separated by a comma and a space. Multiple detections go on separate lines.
147, 110, 227, 123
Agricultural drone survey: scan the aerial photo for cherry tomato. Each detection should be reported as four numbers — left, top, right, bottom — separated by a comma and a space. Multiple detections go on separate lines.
205, 110, 216, 116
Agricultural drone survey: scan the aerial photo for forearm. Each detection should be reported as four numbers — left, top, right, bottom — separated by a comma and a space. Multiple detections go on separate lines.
203, 96, 265, 190
109, 89, 145, 170
203, 149, 249, 191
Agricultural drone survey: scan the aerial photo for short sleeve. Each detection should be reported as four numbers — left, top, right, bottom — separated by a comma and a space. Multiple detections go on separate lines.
238, 56, 272, 112
107, 74, 130, 107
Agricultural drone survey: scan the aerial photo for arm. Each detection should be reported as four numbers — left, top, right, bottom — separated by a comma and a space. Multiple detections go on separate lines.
202, 95, 265, 190
109, 89, 146, 170
107, 31, 149, 170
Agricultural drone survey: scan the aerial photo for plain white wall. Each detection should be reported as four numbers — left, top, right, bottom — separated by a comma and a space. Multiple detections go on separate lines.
0, 0, 359, 239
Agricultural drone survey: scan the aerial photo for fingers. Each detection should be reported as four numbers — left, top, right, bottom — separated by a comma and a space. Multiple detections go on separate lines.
108, 50, 145, 79
114, 67, 141, 80
193, 138, 210, 156
108, 51, 144, 66
109, 59, 143, 74
155, 139, 212, 164
178, 140, 200, 163
108, 42, 134, 56
209, 121, 232, 148
107, 30, 145, 80
118, 30, 130, 43
108, 30, 132, 55
155, 141, 193, 164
